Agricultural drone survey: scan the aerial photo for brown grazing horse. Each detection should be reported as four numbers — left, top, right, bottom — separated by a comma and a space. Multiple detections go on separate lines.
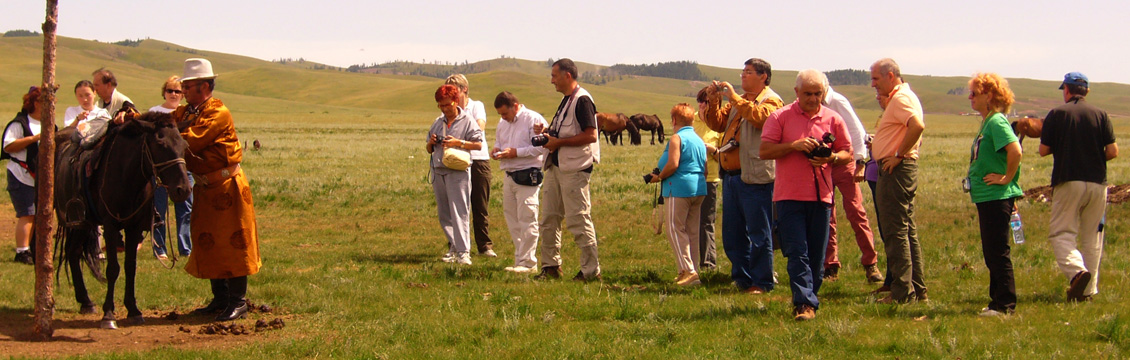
630, 113, 665, 145
54, 111, 191, 329
1013, 116, 1043, 141
596, 112, 640, 145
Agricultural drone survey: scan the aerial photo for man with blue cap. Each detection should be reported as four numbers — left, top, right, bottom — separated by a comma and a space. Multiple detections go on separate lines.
1038, 71, 1118, 302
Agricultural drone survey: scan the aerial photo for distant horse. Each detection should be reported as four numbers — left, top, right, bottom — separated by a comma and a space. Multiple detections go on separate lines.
1013, 116, 1043, 142
596, 112, 640, 145
630, 113, 665, 145
54, 112, 191, 329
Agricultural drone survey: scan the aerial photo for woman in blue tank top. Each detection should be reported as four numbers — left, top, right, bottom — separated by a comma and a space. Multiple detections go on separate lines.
647, 104, 707, 286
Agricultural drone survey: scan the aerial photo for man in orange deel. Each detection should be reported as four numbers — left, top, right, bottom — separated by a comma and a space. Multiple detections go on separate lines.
173, 58, 261, 321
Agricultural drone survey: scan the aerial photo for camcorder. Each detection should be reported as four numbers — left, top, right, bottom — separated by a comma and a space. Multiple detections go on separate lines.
531, 130, 558, 147
805, 132, 836, 159
642, 167, 661, 184
717, 139, 738, 153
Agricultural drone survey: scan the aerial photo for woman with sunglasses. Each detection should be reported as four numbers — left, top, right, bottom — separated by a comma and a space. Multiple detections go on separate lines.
966, 72, 1022, 317
426, 84, 484, 265
148, 76, 194, 260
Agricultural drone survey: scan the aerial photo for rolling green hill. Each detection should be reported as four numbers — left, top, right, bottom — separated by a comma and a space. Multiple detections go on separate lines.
2, 35, 1128, 126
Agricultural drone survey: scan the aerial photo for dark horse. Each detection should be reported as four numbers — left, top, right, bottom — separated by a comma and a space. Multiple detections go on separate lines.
630, 113, 665, 145
54, 112, 191, 329
596, 112, 640, 145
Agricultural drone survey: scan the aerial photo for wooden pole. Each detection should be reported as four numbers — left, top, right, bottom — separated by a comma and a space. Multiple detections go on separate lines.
34, 0, 59, 340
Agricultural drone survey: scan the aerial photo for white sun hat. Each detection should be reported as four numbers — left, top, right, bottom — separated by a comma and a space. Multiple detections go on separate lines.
181, 58, 217, 81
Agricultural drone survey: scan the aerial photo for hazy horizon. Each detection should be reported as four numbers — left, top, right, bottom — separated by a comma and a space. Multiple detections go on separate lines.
4, 1, 1129, 84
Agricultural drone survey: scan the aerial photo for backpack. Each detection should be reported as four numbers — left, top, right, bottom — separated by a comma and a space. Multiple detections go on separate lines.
1, 113, 39, 175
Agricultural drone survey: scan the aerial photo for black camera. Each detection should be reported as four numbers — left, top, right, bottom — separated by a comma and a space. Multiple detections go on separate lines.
805, 132, 836, 159
531, 130, 558, 147
642, 167, 661, 184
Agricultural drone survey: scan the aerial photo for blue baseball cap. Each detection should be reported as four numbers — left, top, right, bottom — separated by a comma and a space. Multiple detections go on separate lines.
1059, 72, 1088, 89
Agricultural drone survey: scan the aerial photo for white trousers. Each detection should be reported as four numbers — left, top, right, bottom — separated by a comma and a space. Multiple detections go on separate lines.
502, 175, 540, 268
1049, 181, 1106, 296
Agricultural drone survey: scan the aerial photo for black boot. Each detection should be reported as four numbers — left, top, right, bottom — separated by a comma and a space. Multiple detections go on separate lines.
216, 276, 249, 321
193, 279, 229, 315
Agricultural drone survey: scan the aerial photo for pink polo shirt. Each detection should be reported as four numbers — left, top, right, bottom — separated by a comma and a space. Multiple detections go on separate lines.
761, 101, 851, 204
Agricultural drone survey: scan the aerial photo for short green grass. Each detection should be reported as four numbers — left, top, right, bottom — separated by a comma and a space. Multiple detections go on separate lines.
3, 105, 1128, 358
2, 35, 1130, 359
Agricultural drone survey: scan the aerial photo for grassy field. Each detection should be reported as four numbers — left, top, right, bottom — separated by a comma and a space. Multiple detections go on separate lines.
1, 35, 1130, 358
2, 105, 1130, 358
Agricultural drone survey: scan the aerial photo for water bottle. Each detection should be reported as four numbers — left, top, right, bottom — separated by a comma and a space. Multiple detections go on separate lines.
1010, 210, 1025, 244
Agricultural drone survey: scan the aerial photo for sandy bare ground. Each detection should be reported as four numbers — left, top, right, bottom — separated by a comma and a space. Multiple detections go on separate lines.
1023, 183, 1130, 204
0, 206, 287, 358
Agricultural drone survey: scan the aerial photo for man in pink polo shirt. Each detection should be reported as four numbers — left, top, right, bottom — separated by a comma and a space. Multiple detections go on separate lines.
760, 70, 852, 321
870, 58, 927, 304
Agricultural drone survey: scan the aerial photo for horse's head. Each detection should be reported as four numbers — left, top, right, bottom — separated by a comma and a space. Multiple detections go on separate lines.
125, 112, 192, 202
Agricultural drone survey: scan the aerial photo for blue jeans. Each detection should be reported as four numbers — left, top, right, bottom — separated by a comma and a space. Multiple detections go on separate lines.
777, 200, 831, 309
721, 173, 775, 290
153, 175, 194, 256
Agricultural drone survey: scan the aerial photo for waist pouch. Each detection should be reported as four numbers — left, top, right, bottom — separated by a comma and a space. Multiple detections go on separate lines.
508, 167, 543, 186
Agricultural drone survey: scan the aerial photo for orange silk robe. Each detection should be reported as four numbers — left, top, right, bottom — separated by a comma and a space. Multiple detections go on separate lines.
173, 97, 261, 279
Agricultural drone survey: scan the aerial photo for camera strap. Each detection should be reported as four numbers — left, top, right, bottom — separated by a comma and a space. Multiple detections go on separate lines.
550, 87, 579, 135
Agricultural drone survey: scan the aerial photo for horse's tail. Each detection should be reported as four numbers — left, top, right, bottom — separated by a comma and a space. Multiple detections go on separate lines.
55, 225, 105, 284
657, 119, 666, 143
626, 120, 641, 145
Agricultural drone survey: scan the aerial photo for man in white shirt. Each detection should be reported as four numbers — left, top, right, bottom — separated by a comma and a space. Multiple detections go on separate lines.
491, 91, 549, 273
446, 74, 496, 257
822, 86, 883, 283
91, 68, 137, 118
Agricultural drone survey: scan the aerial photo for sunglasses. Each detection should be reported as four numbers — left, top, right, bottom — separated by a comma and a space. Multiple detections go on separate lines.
165, 89, 183, 94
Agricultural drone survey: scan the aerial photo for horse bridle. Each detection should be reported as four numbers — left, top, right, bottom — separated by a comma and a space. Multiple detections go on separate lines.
98, 129, 187, 223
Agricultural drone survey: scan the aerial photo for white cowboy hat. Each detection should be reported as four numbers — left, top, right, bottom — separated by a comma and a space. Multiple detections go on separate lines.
181, 58, 217, 81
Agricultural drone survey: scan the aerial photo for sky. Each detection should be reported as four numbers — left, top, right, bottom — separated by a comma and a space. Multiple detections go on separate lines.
4, 0, 1129, 84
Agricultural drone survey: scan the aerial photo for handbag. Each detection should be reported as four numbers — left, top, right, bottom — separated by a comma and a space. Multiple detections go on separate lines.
508, 167, 543, 186
442, 147, 471, 171
438, 122, 472, 171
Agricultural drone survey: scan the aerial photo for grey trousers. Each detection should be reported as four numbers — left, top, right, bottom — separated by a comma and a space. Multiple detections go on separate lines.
433, 168, 472, 254
698, 181, 719, 268
876, 159, 926, 302
538, 165, 600, 277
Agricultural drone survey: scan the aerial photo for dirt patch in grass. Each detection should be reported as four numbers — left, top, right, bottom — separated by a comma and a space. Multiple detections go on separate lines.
0, 308, 292, 358
1023, 184, 1130, 204
0, 206, 291, 358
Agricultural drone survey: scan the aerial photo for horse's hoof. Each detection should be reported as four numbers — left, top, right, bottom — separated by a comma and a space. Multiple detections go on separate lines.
79, 304, 97, 315
124, 315, 145, 325
101, 320, 118, 329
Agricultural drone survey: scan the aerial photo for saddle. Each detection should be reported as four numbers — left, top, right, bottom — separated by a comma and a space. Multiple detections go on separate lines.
55, 127, 108, 227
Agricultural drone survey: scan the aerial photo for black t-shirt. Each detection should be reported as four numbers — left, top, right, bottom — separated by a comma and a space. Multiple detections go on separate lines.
548, 95, 596, 171
1040, 97, 1115, 186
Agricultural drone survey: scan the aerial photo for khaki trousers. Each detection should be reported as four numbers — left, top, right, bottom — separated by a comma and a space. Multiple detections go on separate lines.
538, 165, 600, 277
502, 175, 540, 268
1049, 181, 1107, 296
666, 196, 705, 274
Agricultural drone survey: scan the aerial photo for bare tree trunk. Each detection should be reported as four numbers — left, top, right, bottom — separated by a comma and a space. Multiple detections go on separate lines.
34, 0, 59, 340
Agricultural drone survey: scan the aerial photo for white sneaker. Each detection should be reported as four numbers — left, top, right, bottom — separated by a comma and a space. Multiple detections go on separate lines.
480, 249, 498, 257
979, 307, 1005, 317
455, 253, 472, 265
442, 252, 455, 263
505, 266, 535, 273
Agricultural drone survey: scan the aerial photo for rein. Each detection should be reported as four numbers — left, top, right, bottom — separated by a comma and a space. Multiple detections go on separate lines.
96, 127, 189, 268
97, 132, 153, 223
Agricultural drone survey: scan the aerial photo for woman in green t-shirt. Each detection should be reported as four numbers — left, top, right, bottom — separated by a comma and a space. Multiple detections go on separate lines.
966, 73, 1023, 317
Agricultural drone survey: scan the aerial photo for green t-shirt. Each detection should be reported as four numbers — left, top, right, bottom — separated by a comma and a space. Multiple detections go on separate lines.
968, 112, 1023, 203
